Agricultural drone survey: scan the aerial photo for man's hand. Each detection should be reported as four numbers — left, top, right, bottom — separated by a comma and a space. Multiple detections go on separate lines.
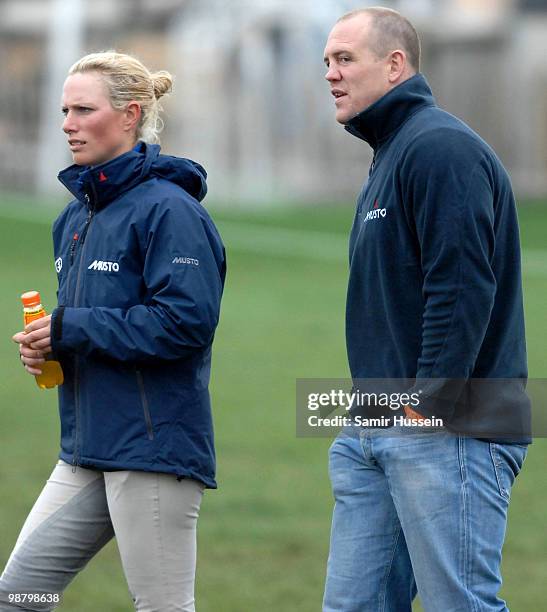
403, 404, 427, 423
12, 315, 52, 376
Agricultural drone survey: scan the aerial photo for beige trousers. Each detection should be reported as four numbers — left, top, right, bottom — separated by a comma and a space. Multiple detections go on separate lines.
0, 460, 204, 612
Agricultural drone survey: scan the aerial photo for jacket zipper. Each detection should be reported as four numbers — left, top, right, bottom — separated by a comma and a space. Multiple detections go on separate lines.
351, 151, 379, 254
369, 151, 377, 177
72, 359, 80, 472
71, 194, 95, 470
136, 370, 154, 440
69, 233, 79, 266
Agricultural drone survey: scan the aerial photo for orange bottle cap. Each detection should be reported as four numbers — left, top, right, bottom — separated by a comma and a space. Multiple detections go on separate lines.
21, 290, 42, 308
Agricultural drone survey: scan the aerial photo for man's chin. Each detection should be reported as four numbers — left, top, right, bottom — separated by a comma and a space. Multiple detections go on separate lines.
335, 109, 356, 125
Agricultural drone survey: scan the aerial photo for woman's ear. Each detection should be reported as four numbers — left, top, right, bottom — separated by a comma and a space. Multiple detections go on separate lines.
124, 101, 142, 133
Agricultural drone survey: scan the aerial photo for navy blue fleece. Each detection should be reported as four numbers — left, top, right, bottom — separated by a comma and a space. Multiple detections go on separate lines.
344, 74, 529, 438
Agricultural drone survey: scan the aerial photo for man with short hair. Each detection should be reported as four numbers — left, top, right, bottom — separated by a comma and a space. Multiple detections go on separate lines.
322, 7, 529, 611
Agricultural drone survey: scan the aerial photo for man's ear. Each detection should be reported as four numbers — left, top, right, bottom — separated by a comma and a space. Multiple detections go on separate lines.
387, 50, 406, 83
124, 101, 142, 132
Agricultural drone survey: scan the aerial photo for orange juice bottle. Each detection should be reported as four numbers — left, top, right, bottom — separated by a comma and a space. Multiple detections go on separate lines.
21, 291, 64, 389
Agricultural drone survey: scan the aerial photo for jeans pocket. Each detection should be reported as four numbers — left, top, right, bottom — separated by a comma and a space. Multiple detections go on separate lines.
489, 443, 528, 501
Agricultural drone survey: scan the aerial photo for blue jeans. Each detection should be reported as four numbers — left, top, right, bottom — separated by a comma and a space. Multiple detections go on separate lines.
323, 426, 527, 612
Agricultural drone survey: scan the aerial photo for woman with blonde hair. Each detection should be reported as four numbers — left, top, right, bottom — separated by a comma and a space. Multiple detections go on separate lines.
4, 51, 226, 611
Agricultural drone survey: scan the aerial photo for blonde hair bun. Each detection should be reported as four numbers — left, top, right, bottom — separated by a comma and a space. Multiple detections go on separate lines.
151, 71, 173, 99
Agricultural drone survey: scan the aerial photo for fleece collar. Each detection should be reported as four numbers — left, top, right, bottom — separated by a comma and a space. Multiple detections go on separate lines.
345, 73, 436, 150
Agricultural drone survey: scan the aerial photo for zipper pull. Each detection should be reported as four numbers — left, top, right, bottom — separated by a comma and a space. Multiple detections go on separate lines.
81, 210, 94, 245
369, 152, 377, 177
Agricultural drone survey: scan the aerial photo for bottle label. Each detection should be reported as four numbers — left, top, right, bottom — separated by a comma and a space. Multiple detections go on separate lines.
24, 308, 46, 325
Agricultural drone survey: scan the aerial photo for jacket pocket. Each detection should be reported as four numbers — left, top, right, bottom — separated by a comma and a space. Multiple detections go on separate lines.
136, 369, 154, 440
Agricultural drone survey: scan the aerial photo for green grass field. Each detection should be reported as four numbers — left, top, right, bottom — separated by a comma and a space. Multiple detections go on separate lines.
0, 194, 546, 611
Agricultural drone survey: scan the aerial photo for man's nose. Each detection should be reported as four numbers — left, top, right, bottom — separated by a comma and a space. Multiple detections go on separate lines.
325, 65, 341, 82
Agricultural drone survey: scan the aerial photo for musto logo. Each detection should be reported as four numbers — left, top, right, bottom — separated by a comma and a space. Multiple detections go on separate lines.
88, 260, 119, 272
364, 208, 387, 222
172, 256, 199, 266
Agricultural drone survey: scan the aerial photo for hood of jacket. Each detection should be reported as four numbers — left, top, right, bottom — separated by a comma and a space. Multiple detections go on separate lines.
344, 73, 437, 150
57, 141, 207, 210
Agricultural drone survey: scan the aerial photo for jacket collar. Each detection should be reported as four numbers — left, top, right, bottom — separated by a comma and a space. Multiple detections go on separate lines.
57, 142, 158, 211
344, 73, 436, 150
57, 141, 208, 211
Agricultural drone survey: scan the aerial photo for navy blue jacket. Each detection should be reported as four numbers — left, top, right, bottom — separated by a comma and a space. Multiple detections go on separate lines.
51, 142, 225, 487
345, 74, 530, 441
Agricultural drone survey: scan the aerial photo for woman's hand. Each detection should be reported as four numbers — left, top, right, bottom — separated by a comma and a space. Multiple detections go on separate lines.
13, 315, 53, 375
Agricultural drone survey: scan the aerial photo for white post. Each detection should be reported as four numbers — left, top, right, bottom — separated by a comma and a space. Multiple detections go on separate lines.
37, 0, 85, 197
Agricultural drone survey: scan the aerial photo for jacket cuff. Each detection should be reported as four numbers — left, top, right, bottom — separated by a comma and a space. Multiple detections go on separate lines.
51, 306, 65, 350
